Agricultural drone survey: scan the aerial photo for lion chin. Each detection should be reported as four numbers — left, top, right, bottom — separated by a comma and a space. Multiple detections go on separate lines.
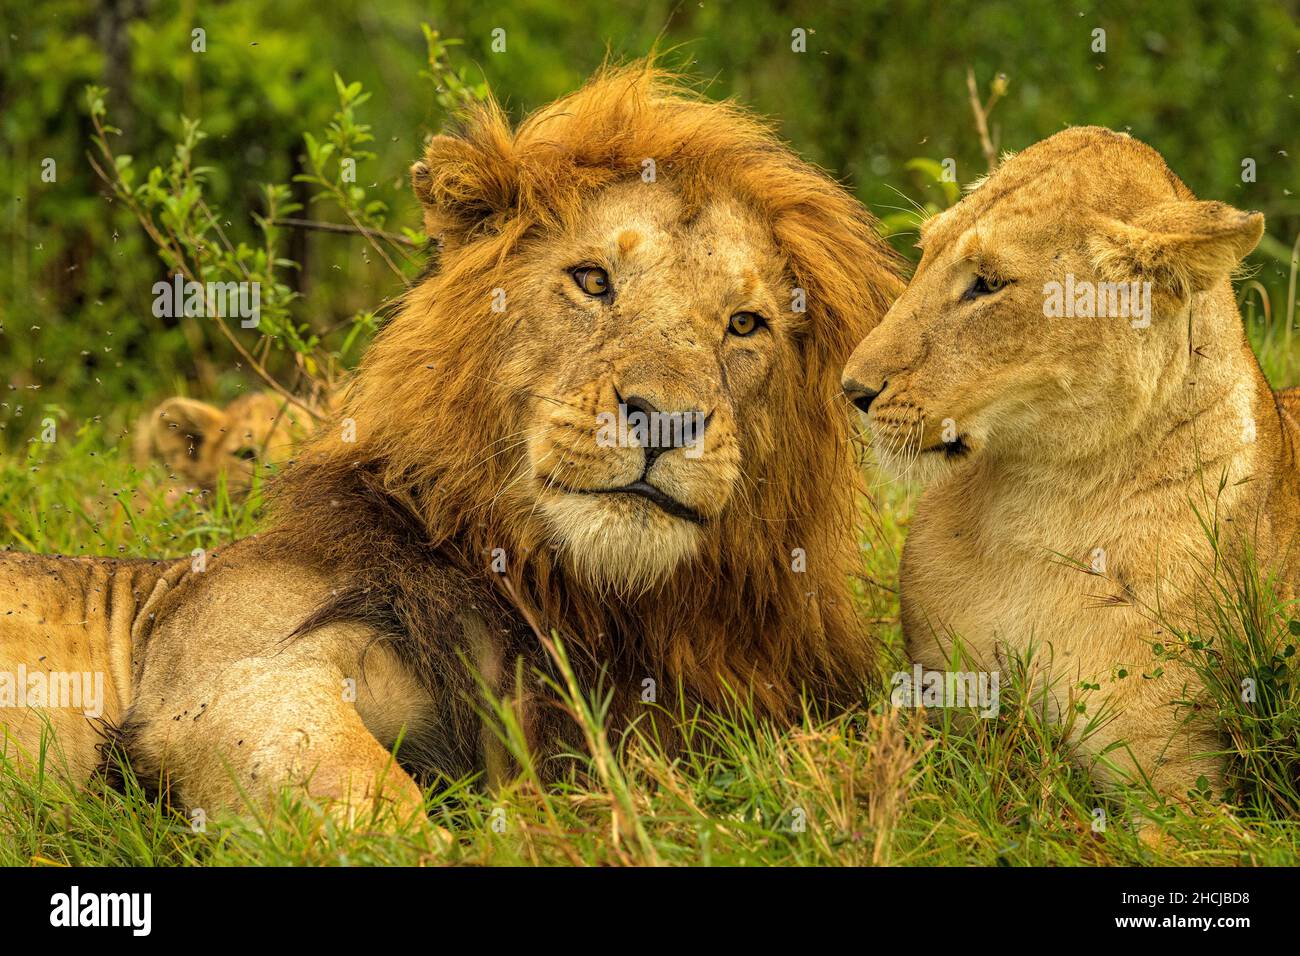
540, 492, 704, 595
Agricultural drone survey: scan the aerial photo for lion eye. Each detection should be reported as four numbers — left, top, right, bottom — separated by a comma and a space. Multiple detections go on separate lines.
572, 267, 610, 297
233, 447, 257, 461
728, 312, 764, 337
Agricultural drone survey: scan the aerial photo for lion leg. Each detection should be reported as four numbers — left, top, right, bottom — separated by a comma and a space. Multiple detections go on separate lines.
127, 652, 427, 829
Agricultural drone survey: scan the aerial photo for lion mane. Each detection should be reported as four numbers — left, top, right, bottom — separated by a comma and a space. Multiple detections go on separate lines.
265, 64, 904, 760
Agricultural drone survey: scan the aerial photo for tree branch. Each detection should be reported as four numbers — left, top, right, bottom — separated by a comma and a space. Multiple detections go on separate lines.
268, 216, 421, 248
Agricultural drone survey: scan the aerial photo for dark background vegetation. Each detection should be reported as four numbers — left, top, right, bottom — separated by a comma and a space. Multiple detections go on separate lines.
3, 0, 1298, 441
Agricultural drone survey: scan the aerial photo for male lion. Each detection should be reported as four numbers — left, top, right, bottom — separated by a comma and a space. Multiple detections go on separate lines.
133, 390, 317, 499
842, 126, 1300, 800
1, 66, 902, 824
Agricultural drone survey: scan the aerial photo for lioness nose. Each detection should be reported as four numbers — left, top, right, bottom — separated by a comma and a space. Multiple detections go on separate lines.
842, 378, 882, 414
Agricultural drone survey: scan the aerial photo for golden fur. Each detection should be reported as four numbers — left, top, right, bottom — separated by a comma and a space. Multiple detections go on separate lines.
843, 126, 1300, 798
0, 64, 902, 823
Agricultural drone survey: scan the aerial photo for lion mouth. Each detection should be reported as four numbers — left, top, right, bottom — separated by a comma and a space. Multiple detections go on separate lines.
920, 435, 971, 459
582, 480, 705, 524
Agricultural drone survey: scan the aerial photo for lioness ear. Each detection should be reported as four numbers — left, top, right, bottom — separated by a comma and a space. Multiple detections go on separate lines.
151, 397, 227, 465
411, 114, 518, 250
1090, 200, 1264, 297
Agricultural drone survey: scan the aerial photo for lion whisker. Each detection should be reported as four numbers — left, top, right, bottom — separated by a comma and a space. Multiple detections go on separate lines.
459, 369, 591, 416
464, 426, 542, 474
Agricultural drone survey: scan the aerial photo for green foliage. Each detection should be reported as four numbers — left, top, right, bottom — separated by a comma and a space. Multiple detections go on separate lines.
88, 90, 309, 355
4, 0, 1298, 440
298, 75, 384, 236
1157, 517, 1300, 817
877, 158, 963, 238
67, 22, 496, 423
421, 25, 490, 116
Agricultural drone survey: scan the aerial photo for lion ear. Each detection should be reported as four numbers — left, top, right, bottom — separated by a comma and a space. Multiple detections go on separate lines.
411, 114, 518, 250
150, 397, 227, 467
1089, 200, 1264, 297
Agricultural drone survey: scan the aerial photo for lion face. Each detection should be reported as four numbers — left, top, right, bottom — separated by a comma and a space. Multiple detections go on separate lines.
500, 182, 792, 592
140, 391, 310, 497
842, 127, 1263, 482
340, 65, 900, 617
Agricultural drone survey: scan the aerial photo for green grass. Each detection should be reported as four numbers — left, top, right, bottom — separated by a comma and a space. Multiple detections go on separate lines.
1, 325, 1299, 867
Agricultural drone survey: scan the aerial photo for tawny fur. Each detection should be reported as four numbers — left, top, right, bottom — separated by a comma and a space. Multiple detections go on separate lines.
843, 126, 1300, 799
0, 64, 902, 824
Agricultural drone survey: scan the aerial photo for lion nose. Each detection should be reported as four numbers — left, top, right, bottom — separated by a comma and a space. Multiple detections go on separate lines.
619, 393, 710, 470
842, 378, 882, 414
621, 394, 660, 426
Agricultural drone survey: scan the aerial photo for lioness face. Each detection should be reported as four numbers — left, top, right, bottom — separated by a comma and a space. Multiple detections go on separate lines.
840, 208, 1097, 482
841, 126, 1261, 481
511, 181, 792, 592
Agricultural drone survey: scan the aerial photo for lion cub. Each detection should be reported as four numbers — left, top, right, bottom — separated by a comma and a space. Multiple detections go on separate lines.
843, 126, 1300, 800
133, 390, 316, 499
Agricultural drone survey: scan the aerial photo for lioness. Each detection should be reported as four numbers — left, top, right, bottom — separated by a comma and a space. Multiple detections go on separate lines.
1, 66, 902, 824
842, 126, 1300, 799
133, 390, 317, 499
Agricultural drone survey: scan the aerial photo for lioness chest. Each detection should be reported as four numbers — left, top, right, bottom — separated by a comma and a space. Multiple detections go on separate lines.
898, 480, 1198, 690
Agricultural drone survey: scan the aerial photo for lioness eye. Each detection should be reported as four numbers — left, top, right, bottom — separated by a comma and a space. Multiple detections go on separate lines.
728, 312, 764, 337
572, 267, 610, 297
965, 274, 1008, 299
233, 447, 257, 461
